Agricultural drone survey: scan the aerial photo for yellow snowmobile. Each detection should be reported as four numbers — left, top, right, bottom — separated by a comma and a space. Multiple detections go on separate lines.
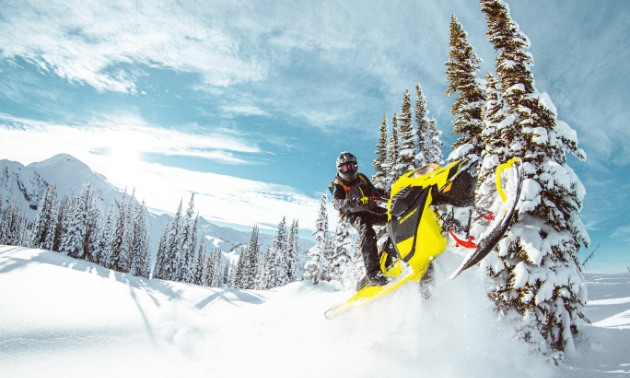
324, 158, 523, 319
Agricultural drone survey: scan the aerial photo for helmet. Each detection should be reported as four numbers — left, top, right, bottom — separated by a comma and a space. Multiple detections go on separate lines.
336, 152, 358, 182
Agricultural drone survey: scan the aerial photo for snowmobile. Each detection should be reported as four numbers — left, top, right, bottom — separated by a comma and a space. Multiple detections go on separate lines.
324, 158, 523, 319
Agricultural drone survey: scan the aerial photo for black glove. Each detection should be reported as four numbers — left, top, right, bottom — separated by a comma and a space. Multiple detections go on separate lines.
348, 197, 369, 208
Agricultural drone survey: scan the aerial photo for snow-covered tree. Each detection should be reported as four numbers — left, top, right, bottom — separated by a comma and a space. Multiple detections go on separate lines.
107, 190, 130, 272
163, 199, 183, 281
479, 0, 589, 355
372, 113, 389, 190
386, 114, 400, 187
397, 89, 417, 175
328, 216, 354, 288
61, 184, 91, 259
415, 84, 444, 166
351, 234, 365, 282
444, 14, 486, 162
30, 184, 57, 249
129, 200, 151, 277
285, 220, 300, 283
303, 192, 328, 284
192, 236, 206, 286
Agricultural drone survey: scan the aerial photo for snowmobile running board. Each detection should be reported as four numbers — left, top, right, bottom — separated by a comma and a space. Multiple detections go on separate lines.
324, 158, 523, 320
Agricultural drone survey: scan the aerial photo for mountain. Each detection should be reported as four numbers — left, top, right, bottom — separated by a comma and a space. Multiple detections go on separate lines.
0, 154, 314, 265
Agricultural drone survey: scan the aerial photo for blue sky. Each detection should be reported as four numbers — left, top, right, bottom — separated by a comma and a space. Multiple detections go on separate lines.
1, 0, 628, 272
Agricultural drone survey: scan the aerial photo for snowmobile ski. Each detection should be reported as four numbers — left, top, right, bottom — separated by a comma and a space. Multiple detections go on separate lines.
449, 158, 523, 280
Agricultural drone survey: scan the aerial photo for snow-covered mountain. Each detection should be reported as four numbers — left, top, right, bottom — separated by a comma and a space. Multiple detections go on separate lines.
0, 154, 314, 262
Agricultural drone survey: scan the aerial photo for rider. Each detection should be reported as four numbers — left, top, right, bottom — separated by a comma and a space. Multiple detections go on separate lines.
329, 152, 389, 286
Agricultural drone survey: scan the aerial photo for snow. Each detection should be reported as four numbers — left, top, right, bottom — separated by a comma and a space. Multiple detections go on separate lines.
1, 245, 629, 377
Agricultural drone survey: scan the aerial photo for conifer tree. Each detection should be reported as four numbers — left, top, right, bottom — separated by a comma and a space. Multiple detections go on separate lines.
444, 14, 486, 162
30, 184, 57, 249
130, 200, 150, 277
107, 190, 130, 272
397, 89, 417, 175
211, 248, 224, 287
177, 195, 197, 283
201, 247, 213, 287
52, 194, 71, 253
386, 114, 400, 187
255, 248, 269, 290
304, 192, 328, 284
193, 236, 207, 286
479, 0, 589, 354
153, 227, 169, 279
415, 84, 444, 166
85, 188, 103, 262
272, 216, 288, 287
329, 216, 354, 288
43, 197, 60, 251
351, 234, 364, 282
232, 245, 247, 288
61, 185, 89, 258
286, 220, 300, 282
372, 113, 389, 190
163, 199, 183, 281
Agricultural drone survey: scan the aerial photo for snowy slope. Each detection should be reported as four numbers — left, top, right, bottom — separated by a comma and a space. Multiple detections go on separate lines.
0, 154, 313, 261
3, 245, 627, 378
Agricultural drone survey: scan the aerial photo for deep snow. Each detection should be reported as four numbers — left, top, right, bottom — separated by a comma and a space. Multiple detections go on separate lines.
0, 245, 628, 378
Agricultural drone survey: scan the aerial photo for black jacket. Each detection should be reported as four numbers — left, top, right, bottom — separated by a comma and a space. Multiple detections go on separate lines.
330, 173, 384, 215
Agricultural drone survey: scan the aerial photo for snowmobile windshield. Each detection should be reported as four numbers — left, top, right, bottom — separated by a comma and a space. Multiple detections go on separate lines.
410, 163, 441, 178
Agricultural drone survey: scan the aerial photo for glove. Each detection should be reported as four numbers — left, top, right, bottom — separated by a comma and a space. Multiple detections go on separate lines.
348, 197, 369, 208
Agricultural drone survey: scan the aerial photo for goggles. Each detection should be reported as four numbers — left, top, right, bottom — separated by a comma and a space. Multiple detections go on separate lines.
339, 162, 358, 173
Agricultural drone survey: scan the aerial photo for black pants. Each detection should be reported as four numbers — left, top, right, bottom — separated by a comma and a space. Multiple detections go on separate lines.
346, 209, 388, 276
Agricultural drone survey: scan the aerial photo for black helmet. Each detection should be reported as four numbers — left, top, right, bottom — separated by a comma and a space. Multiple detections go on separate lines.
336, 152, 358, 182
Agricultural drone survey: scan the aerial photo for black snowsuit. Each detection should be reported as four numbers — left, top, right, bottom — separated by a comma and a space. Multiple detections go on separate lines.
330, 173, 387, 276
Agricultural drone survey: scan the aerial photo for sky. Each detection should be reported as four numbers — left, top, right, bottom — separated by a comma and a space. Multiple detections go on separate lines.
1, 0, 628, 272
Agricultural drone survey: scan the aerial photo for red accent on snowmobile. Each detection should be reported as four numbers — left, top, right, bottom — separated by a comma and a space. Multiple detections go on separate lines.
449, 229, 478, 249
480, 211, 495, 221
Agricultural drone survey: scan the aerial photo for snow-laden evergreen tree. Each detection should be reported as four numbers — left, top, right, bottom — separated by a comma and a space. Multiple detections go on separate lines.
272, 217, 289, 287
372, 113, 389, 190
61, 185, 90, 258
303, 192, 328, 284
43, 197, 60, 251
415, 84, 444, 166
0, 194, 6, 244
255, 248, 269, 290
211, 248, 224, 287
241, 225, 260, 289
444, 14, 486, 162
52, 194, 70, 253
386, 113, 400, 188
351, 233, 364, 282
85, 188, 103, 262
328, 216, 354, 288
30, 184, 57, 249
163, 199, 183, 281
201, 247, 213, 287
285, 220, 300, 282
232, 245, 247, 288
192, 236, 206, 286
153, 227, 169, 279
177, 194, 197, 283
397, 89, 417, 175
107, 190, 130, 272
129, 200, 150, 277
319, 232, 335, 281
478, 0, 589, 355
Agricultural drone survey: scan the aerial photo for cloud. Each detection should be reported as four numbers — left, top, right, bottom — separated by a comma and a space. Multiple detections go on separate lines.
0, 113, 263, 165
0, 0, 268, 93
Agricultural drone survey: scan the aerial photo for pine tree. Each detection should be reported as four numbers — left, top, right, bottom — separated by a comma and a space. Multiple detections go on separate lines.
85, 187, 103, 262
163, 199, 183, 281
108, 190, 130, 272
386, 114, 400, 187
286, 220, 300, 283
272, 217, 288, 287
372, 113, 389, 190
212, 248, 224, 287
479, 0, 589, 354
52, 194, 71, 253
255, 248, 268, 290
130, 200, 150, 277
397, 89, 417, 175
414, 84, 443, 167
444, 14, 486, 162
304, 192, 328, 284
177, 194, 197, 283
232, 245, 247, 288
43, 197, 60, 251
201, 247, 213, 287
61, 186, 89, 258
30, 184, 57, 249
153, 227, 169, 279
328, 216, 354, 288
192, 236, 206, 285
351, 233, 364, 282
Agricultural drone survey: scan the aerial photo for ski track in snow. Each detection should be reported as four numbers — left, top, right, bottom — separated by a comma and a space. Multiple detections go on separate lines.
1, 245, 629, 378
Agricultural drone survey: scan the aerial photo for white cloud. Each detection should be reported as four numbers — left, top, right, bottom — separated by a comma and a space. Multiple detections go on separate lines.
0, 0, 268, 93
0, 113, 262, 165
